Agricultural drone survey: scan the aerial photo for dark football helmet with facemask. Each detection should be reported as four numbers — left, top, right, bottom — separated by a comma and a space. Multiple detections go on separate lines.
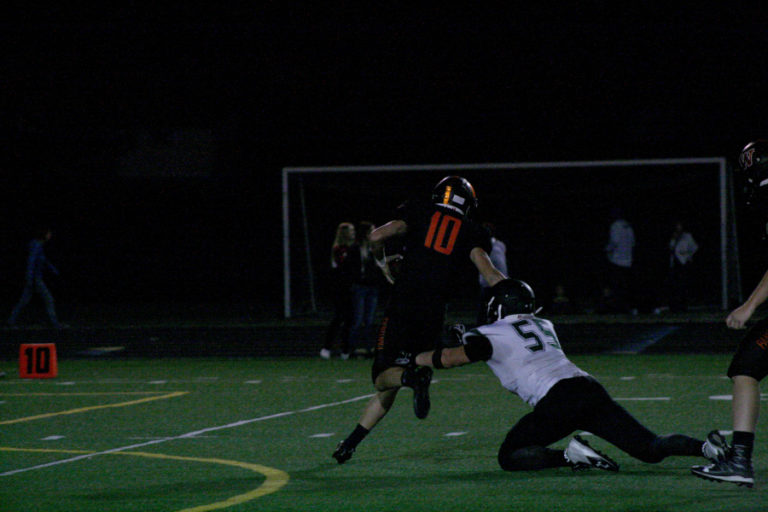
486, 279, 537, 323
739, 140, 768, 210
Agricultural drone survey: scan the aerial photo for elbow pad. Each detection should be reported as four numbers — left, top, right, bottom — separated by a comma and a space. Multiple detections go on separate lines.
463, 333, 493, 362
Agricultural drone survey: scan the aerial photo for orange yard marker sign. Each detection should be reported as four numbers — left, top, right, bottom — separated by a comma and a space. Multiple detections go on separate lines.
19, 343, 58, 379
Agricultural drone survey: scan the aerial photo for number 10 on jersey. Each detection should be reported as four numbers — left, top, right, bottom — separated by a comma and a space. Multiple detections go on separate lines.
424, 212, 462, 255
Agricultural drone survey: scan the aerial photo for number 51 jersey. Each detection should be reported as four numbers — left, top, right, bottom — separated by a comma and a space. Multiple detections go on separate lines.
393, 200, 492, 304
466, 314, 589, 407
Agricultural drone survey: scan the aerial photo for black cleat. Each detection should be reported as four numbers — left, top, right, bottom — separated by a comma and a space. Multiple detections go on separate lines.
692, 455, 754, 488
408, 366, 433, 419
333, 440, 355, 464
413, 366, 433, 419
401, 365, 433, 419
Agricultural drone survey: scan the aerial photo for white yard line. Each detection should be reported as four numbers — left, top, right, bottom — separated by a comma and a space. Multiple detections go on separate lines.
0, 392, 374, 477
614, 397, 671, 401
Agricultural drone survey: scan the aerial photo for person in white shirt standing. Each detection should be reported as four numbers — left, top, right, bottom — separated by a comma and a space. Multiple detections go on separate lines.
415, 279, 725, 472
604, 209, 636, 314
668, 220, 698, 312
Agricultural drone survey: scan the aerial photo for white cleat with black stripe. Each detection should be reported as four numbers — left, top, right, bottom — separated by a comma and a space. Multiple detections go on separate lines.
701, 430, 729, 463
564, 435, 620, 472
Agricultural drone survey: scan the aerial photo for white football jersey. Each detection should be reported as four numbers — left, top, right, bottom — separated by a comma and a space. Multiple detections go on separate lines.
467, 314, 589, 406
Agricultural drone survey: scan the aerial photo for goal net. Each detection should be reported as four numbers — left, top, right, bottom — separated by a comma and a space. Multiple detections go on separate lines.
282, 158, 736, 318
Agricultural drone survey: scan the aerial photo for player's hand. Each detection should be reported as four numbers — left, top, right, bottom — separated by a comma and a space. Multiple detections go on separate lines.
380, 263, 395, 285
726, 305, 752, 329
448, 323, 466, 344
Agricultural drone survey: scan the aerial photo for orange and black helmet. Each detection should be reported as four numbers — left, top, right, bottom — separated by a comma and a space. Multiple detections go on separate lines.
431, 175, 478, 217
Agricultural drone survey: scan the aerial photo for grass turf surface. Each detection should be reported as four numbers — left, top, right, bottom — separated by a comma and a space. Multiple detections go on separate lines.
0, 355, 765, 511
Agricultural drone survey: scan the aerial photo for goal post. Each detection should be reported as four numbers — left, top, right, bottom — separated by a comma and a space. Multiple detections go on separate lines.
282, 158, 735, 318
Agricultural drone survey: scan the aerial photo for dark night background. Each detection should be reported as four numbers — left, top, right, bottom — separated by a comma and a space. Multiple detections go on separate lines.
2, 6, 767, 321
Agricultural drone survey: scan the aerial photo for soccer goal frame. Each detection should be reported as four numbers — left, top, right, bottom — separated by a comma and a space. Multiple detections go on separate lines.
282, 157, 733, 318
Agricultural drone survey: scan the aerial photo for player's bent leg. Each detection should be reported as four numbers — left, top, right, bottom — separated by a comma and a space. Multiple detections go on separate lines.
333, 389, 399, 465
647, 434, 706, 462
578, 380, 675, 463
498, 446, 569, 471
496, 405, 574, 471
374, 366, 406, 391
590, 408, 705, 464
361, 388, 399, 429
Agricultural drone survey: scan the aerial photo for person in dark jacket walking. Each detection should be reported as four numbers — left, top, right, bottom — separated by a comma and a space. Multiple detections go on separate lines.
7, 227, 63, 328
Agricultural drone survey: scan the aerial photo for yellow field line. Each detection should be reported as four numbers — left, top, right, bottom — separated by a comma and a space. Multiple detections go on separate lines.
0, 447, 289, 512
0, 391, 189, 425
0, 392, 172, 396
1, 447, 92, 454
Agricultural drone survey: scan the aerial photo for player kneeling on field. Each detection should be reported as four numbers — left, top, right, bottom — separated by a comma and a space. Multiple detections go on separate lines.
415, 279, 727, 472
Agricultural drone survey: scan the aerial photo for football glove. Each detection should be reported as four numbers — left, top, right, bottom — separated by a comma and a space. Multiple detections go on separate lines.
448, 323, 466, 345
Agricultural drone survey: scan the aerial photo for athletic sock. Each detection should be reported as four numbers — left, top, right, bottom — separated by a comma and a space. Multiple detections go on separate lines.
652, 434, 703, 457
732, 431, 755, 459
346, 424, 370, 449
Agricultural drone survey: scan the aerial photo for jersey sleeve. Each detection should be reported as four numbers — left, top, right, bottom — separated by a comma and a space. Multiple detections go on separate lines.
468, 222, 493, 254
462, 329, 493, 362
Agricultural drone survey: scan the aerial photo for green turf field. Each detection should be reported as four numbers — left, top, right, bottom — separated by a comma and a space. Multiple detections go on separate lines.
0, 354, 765, 511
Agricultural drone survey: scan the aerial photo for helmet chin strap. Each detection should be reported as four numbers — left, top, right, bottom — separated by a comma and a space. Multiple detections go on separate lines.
487, 304, 503, 322
490, 304, 540, 320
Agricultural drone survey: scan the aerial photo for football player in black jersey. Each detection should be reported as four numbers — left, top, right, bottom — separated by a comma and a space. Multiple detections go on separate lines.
333, 176, 507, 464
692, 140, 768, 487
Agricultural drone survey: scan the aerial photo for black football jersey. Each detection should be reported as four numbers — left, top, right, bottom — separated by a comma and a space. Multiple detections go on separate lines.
390, 200, 492, 304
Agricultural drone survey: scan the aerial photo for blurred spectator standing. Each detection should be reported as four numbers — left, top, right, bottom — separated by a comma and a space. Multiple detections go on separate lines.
602, 208, 636, 314
320, 222, 356, 359
347, 221, 382, 356
549, 283, 575, 314
667, 220, 698, 312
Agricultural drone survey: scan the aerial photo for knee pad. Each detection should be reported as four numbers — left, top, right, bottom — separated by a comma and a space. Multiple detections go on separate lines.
498, 446, 552, 471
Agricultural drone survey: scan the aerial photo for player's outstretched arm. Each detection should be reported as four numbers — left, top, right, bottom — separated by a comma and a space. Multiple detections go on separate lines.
470, 247, 507, 288
415, 346, 472, 369
369, 220, 407, 284
369, 220, 407, 245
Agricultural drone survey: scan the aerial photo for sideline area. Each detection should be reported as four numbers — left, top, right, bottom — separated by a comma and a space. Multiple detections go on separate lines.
0, 301, 743, 360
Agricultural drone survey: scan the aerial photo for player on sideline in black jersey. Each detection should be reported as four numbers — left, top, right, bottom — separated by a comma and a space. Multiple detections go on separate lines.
414, 279, 727, 473
692, 140, 768, 488
333, 176, 507, 464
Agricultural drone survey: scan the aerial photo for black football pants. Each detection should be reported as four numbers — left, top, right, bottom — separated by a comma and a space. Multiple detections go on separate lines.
497, 376, 702, 471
